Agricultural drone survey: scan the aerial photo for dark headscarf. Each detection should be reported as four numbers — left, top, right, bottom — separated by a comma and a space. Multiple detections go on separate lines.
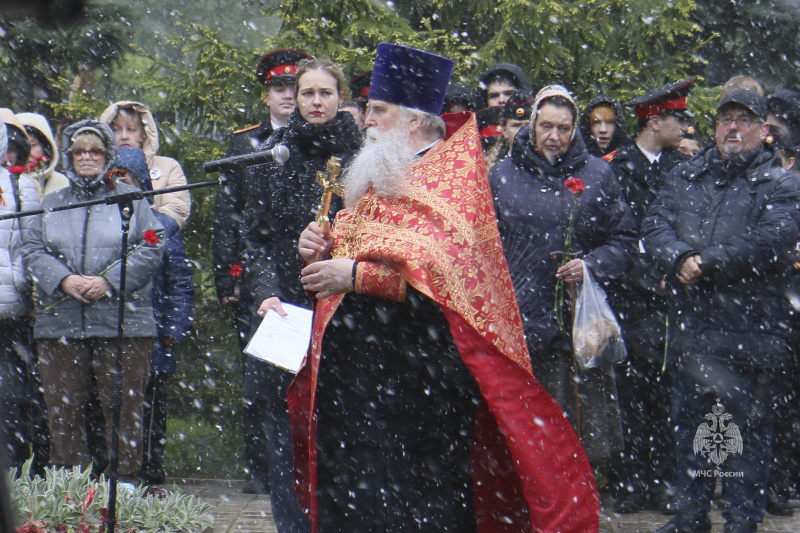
579, 95, 629, 157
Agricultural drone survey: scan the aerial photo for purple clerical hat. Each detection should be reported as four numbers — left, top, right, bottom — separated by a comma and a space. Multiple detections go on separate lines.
368, 43, 454, 116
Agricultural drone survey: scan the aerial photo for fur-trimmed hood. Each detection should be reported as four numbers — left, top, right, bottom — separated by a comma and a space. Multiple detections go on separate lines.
61, 119, 117, 193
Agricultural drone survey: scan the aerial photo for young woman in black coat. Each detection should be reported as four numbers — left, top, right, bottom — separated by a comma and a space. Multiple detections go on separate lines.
239, 58, 361, 533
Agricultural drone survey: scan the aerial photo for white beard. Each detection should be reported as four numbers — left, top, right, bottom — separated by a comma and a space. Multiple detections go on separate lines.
342, 125, 416, 208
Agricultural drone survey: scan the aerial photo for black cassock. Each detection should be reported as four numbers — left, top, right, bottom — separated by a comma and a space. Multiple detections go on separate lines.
315, 287, 481, 533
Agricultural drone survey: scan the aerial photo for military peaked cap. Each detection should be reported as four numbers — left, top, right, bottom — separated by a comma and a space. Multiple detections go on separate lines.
350, 72, 372, 99
476, 106, 504, 140
256, 49, 313, 87
625, 78, 694, 118
501, 89, 535, 121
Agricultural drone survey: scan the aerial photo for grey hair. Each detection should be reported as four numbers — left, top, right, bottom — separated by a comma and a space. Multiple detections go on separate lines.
399, 105, 446, 140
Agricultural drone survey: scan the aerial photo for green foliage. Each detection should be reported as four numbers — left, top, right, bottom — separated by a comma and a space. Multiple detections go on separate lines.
165, 417, 245, 479
691, 0, 800, 91
0, 4, 133, 113
8, 460, 213, 532
264, 0, 475, 81
475, 0, 704, 103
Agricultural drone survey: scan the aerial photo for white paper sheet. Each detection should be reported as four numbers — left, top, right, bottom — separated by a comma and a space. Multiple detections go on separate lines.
243, 303, 313, 373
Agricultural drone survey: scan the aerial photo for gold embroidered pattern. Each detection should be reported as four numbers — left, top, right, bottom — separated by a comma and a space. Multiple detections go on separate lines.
325, 115, 530, 371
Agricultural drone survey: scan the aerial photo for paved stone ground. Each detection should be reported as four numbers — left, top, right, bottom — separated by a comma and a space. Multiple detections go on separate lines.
169, 478, 800, 533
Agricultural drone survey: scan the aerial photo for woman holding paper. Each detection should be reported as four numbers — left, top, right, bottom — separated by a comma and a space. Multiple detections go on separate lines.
240, 58, 360, 533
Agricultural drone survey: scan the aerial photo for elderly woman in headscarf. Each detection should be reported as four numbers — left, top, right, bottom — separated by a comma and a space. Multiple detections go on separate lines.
488, 85, 637, 462
23, 119, 164, 484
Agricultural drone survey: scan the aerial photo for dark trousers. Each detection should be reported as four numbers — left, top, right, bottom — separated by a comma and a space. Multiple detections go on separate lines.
608, 343, 675, 500
671, 353, 784, 529
316, 441, 477, 533
244, 356, 309, 533
234, 300, 270, 490
768, 360, 799, 499
0, 317, 48, 475
142, 371, 169, 478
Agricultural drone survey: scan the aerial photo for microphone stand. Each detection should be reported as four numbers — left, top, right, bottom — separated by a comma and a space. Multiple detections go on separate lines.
106, 198, 133, 533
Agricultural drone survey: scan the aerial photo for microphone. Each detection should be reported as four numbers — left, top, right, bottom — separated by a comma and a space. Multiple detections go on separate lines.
203, 144, 290, 173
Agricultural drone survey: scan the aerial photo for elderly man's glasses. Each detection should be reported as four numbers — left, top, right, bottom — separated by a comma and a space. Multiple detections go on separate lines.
717, 114, 758, 128
71, 148, 106, 160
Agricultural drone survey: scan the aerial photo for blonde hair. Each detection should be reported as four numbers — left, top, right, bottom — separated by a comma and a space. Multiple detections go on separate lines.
70, 132, 108, 165
71, 132, 106, 151
113, 106, 145, 128
295, 58, 349, 99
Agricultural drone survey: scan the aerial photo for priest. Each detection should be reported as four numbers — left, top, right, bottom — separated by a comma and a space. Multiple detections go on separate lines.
292, 42, 599, 533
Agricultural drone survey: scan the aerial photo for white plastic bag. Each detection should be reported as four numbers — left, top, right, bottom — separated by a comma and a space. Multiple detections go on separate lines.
572, 262, 627, 369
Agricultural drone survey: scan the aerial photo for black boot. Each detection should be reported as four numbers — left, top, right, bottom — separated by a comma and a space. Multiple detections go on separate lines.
614, 492, 645, 514
653, 517, 712, 533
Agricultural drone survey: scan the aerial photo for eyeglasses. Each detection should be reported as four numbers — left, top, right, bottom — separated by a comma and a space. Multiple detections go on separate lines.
70, 148, 106, 160
717, 115, 759, 128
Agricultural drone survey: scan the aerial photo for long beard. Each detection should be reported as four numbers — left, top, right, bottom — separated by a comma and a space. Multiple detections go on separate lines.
342, 125, 416, 208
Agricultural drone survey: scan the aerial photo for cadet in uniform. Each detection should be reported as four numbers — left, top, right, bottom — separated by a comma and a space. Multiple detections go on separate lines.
606, 79, 695, 515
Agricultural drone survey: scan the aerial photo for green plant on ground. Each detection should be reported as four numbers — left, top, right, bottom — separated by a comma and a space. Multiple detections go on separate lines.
8, 458, 213, 533
165, 417, 245, 479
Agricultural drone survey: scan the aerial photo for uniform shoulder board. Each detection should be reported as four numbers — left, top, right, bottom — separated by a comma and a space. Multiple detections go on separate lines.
232, 124, 260, 135
602, 150, 617, 162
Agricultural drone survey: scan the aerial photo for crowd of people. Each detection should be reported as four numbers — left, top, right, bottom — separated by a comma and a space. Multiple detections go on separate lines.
1, 39, 799, 533
0, 102, 193, 489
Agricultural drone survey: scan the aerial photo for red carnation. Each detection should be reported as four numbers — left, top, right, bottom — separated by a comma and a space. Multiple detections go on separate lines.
565, 177, 584, 195
8, 165, 26, 174
230, 264, 243, 277
143, 229, 160, 245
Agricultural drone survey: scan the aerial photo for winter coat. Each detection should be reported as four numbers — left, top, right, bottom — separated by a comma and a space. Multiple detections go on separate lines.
489, 125, 636, 461
115, 147, 193, 372
99, 101, 191, 229
0, 123, 42, 318
16, 113, 69, 198
642, 143, 800, 368
212, 119, 275, 300
605, 140, 688, 353
489, 125, 638, 354
242, 109, 361, 315
22, 119, 165, 340
578, 95, 630, 158
151, 210, 193, 373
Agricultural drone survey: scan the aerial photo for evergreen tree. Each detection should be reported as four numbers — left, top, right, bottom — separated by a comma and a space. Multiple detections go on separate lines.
0, 4, 132, 114
690, 0, 800, 92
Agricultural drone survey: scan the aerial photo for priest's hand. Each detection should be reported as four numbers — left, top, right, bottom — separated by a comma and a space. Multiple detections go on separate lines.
301, 259, 355, 299
299, 221, 333, 264
257, 296, 288, 318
